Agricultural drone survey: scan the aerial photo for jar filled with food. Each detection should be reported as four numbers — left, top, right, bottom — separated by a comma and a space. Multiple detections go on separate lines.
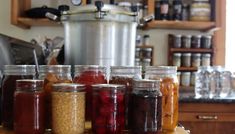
173, 34, 182, 48
160, 0, 169, 20
182, 35, 192, 48
141, 48, 152, 58
182, 53, 191, 67
145, 66, 179, 132
191, 53, 201, 67
173, 0, 182, 20
14, 79, 45, 134
2, 65, 35, 129
143, 35, 150, 46
92, 84, 125, 134
129, 79, 162, 133
201, 35, 212, 48
73, 65, 106, 121
191, 35, 202, 48
201, 53, 211, 66
173, 53, 182, 67
190, 0, 211, 21
38, 65, 72, 131
190, 72, 197, 86
109, 66, 142, 128
181, 72, 191, 86
52, 83, 85, 134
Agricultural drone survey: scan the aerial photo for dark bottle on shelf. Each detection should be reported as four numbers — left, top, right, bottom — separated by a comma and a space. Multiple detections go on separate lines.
155, 0, 161, 20
173, 0, 182, 20
160, 0, 169, 20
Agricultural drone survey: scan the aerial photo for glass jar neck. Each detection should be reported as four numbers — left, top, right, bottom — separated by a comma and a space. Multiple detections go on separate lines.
3, 65, 36, 75
16, 79, 44, 92
74, 65, 106, 75
110, 66, 142, 77
53, 83, 85, 92
39, 65, 71, 74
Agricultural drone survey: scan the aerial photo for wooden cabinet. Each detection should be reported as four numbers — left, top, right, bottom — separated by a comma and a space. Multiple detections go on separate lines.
179, 102, 235, 134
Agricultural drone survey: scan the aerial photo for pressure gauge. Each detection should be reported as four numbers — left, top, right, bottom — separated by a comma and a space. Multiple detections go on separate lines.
71, 0, 82, 6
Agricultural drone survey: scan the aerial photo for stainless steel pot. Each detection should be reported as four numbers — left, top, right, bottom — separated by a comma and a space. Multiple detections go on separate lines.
47, 1, 153, 67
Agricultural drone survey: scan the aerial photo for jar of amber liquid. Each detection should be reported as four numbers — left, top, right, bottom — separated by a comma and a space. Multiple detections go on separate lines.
145, 66, 179, 132
2, 65, 35, 129
73, 65, 107, 121
109, 66, 142, 128
38, 65, 72, 131
52, 83, 85, 134
92, 84, 125, 134
129, 79, 162, 134
14, 79, 45, 134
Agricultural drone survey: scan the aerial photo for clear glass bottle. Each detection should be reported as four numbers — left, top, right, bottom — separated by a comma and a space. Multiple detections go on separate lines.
73, 65, 106, 121
2, 65, 35, 129
210, 66, 223, 98
14, 79, 45, 134
38, 65, 72, 131
221, 70, 232, 98
52, 83, 85, 134
129, 79, 162, 133
92, 84, 126, 133
109, 66, 142, 128
195, 66, 211, 98
145, 66, 179, 132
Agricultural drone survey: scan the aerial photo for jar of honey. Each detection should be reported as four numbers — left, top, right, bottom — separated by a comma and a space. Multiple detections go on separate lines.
145, 66, 179, 132
129, 79, 162, 133
91, 84, 125, 134
2, 65, 35, 130
73, 65, 107, 121
38, 65, 72, 131
14, 79, 45, 134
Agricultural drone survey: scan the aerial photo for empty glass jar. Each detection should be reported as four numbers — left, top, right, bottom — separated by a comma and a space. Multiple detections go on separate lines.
210, 66, 223, 98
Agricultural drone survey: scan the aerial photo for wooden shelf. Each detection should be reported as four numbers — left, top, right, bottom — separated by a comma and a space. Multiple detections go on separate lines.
145, 21, 216, 31
17, 17, 61, 27
170, 48, 213, 53
177, 67, 198, 71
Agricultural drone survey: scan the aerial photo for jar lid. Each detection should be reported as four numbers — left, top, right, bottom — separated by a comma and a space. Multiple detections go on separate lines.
182, 53, 191, 56
174, 34, 182, 37
142, 58, 151, 62
173, 53, 182, 56
142, 48, 152, 51
133, 79, 160, 88
118, 2, 132, 7
4, 65, 36, 75
53, 83, 85, 92
16, 79, 44, 91
92, 84, 125, 90
202, 53, 211, 57
193, 0, 209, 2
136, 48, 141, 51
202, 35, 212, 39
182, 35, 192, 38
181, 72, 191, 75
192, 35, 202, 38
135, 58, 141, 61
192, 53, 201, 56
39, 65, 71, 73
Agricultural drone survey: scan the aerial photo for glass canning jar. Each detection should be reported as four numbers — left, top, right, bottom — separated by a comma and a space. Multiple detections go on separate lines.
145, 66, 179, 132
52, 83, 85, 134
109, 66, 142, 128
2, 65, 35, 130
129, 79, 162, 134
190, 0, 211, 21
14, 79, 45, 134
38, 65, 72, 131
91, 84, 125, 134
210, 66, 223, 98
221, 71, 232, 98
73, 65, 106, 121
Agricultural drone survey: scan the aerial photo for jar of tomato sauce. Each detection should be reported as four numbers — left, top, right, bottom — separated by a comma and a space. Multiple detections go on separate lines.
38, 65, 72, 131
2, 65, 35, 130
14, 79, 45, 134
145, 66, 179, 132
91, 84, 125, 134
73, 65, 107, 121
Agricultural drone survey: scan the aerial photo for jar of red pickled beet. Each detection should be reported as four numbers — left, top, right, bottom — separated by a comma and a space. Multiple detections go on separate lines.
129, 79, 162, 134
145, 66, 179, 133
109, 66, 142, 128
91, 84, 125, 134
38, 65, 72, 131
2, 65, 35, 130
73, 65, 107, 121
14, 79, 45, 134
52, 83, 85, 134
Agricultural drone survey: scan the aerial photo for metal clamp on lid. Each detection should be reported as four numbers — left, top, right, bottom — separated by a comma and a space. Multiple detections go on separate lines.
95, 1, 105, 19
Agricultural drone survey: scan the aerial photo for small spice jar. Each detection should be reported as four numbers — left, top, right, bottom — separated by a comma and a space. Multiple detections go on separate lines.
182, 4, 190, 21
190, 72, 197, 86
135, 58, 141, 66
2, 65, 35, 129
191, 35, 202, 48
182, 53, 191, 67
143, 35, 150, 46
173, 34, 182, 48
52, 83, 85, 134
181, 72, 191, 86
129, 79, 162, 133
191, 53, 201, 67
141, 48, 152, 58
190, 0, 211, 21
135, 48, 141, 58
160, 0, 169, 20
201, 53, 211, 66
14, 79, 45, 134
142, 58, 152, 71
173, 53, 182, 67
155, 0, 161, 20
201, 35, 212, 48
92, 84, 126, 133
182, 35, 192, 48
173, 0, 182, 20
